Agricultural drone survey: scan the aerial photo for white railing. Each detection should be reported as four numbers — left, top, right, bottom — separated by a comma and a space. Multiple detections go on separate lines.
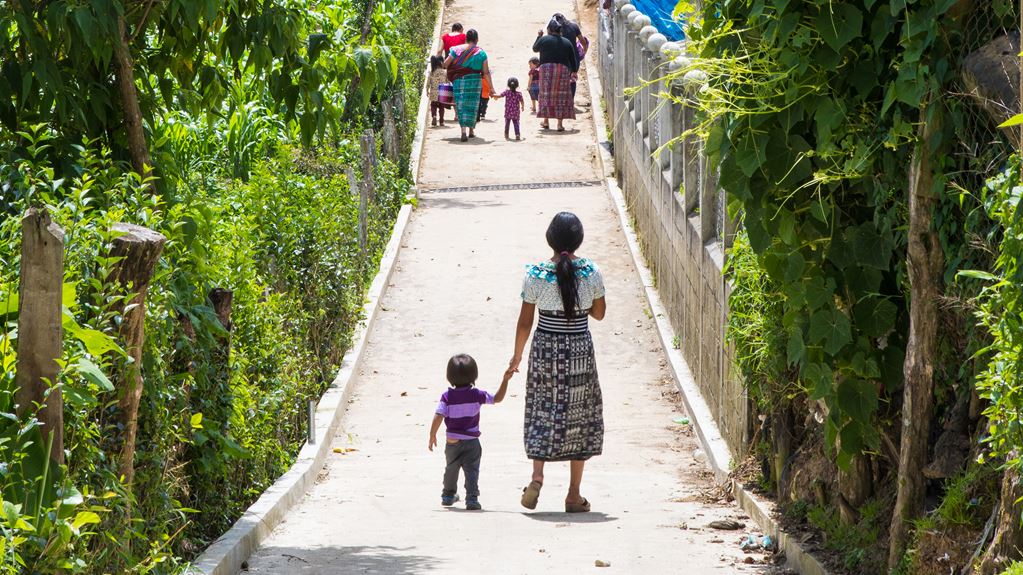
598, 1, 748, 456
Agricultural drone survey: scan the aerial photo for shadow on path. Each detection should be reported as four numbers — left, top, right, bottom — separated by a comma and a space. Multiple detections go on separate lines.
250, 544, 443, 575
441, 136, 493, 145
523, 512, 619, 524
421, 196, 506, 211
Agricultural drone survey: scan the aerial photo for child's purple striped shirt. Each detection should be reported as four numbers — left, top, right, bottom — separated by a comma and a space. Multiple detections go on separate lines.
436, 386, 495, 440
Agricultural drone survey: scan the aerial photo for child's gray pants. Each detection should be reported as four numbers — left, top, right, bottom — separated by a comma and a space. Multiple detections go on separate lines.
443, 439, 482, 498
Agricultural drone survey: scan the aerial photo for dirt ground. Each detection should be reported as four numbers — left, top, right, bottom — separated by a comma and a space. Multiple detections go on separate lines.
241, 0, 780, 573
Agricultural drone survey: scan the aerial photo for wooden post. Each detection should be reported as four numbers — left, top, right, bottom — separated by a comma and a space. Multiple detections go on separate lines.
888, 111, 943, 570
15, 208, 65, 464
346, 167, 367, 256
208, 288, 232, 391
382, 99, 400, 163
108, 223, 166, 486
360, 129, 376, 200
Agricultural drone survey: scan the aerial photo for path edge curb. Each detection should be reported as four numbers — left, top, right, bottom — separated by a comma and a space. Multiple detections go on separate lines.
187, 203, 412, 575
408, 0, 446, 193
580, 8, 829, 574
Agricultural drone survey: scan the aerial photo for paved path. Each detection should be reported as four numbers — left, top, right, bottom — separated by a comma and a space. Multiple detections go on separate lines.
244, 1, 770, 573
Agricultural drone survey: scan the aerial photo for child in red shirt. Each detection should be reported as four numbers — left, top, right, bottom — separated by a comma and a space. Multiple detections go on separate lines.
439, 23, 466, 57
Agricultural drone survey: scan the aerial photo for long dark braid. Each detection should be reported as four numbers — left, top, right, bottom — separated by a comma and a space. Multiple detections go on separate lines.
545, 212, 584, 319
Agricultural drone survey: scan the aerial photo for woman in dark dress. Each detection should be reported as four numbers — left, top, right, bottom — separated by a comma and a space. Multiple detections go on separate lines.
532, 19, 579, 131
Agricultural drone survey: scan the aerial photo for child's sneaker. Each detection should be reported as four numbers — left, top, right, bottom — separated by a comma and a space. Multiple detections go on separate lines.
441, 494, 460, 507
465, 497, 482, 511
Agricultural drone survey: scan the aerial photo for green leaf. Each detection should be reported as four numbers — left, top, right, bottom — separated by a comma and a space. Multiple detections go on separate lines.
787, 327, 806, 366
808, 306, 852, 355
190, 413, 204, 430
784, 251, 805, 281
958, 269, 999, 281
852, 297, 898, 337
817, 4, 863, 52
839, 421, 864, 454
836, 378, 878, 422
64, 319, 123, 357
77, 358, 114, 392
71, 511, 100, 531
804, 362, 834, 400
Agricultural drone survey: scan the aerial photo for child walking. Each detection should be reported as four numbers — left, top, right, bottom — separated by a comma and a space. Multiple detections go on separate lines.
478, 74, 492, 121
428, 55, 449, 126
493, 77, 525, 140
429, 354, 511, 511
527, 57, 540, 114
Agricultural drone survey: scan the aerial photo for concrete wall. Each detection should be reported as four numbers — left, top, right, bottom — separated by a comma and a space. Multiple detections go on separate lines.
596, 3, 749, 457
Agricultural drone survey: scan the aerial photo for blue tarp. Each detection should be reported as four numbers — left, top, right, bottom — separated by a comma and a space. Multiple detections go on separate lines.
630, 0, 686, 41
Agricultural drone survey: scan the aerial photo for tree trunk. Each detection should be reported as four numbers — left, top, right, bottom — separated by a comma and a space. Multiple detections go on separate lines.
838, 454, 872, 525
977, 465, 1023, 574
342, 0, 379, 122
888, 115, 944, 570
112, 15, 153, 184
15, 208, 65, 464
208, 288, 233, 394
108, 223, 166, 487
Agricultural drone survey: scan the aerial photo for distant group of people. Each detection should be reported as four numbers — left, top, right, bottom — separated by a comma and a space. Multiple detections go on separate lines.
426, 14, 588, 142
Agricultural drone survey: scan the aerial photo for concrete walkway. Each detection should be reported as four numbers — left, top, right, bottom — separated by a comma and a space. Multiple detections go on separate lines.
243, 1, 770, 573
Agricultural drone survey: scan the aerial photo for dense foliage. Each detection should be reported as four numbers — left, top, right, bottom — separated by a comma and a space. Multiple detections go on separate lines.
661, 0, 1018, 569
0, 0, 436, 571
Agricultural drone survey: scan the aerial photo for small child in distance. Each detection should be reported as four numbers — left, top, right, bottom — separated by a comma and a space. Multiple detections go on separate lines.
492, 77, 525, 141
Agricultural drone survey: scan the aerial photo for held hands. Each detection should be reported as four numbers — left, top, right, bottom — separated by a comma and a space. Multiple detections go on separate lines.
507, 354, 522, 374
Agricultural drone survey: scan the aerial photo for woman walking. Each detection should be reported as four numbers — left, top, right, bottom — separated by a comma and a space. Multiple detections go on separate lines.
509, 212, 606, 513
443, 29, 498, 141
532, 19, 579, 131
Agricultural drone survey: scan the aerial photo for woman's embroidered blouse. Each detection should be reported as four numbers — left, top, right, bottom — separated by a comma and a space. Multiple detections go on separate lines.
521, 258, 605, 312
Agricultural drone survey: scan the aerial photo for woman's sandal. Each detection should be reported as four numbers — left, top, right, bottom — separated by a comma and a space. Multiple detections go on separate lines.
565, 498, 591, 513
460, 134, 468, 142
521, 480, 543, 510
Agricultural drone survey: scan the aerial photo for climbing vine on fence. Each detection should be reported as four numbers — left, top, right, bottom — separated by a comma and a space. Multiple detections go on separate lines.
670, 0, 959, 466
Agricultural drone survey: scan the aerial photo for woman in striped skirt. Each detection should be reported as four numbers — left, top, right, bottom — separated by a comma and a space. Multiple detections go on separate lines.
443, 29, 498, 141
509, 212, 606, 513
532, 19, 579, 131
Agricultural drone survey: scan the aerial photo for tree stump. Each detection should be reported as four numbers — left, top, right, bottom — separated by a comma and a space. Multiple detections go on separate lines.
208, 288, 233, 393
108, 223, 166, 486
15, 208, 65, 464
977, 466, 1023, 574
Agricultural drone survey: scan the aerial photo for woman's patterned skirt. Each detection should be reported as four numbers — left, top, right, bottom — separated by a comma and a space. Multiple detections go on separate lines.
524, 328, 604, 461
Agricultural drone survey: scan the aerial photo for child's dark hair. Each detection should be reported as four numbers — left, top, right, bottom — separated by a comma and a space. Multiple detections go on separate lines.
451, 23, 463, 32
507, 77, 519, 90
446, 354, 478, 387
546, 212, 584, 319
430, 55, 444, 71
529, 57, 540, 67
466, 29, 479, 43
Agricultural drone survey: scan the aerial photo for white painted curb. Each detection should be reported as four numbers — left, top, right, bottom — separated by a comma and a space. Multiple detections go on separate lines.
187, 203, 412, 575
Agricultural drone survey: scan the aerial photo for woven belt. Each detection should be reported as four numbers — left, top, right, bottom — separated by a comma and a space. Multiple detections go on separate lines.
536, 311, 590, 334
